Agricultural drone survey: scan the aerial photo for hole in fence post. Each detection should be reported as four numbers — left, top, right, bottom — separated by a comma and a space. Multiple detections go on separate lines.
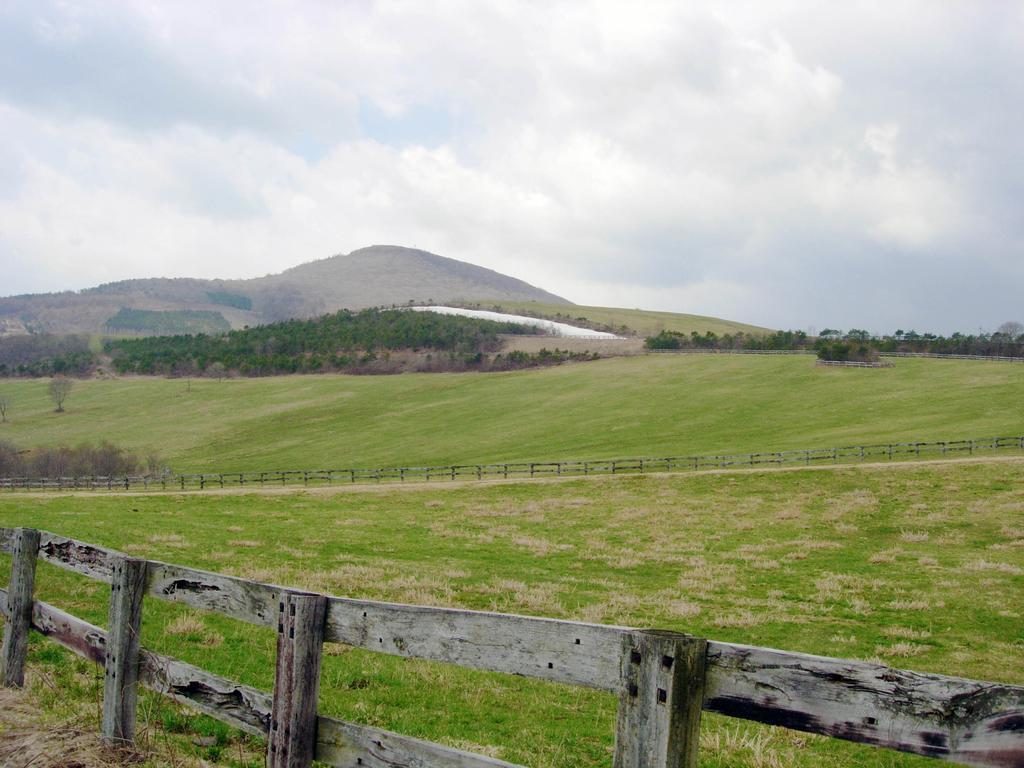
615, 631, 707, 768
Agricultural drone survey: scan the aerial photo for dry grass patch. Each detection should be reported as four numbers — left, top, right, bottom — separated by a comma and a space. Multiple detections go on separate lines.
876, 642, 929, 658
883, 626, 932, 640
829, 634, 857, 644
713, 609, 768, 629
964, 559, 1024, 576
869, 548, 901, 564
887, 599, 934, 611
509, 534, 573, 557
900, 530, 930, 543
164, 612, 206, 636
477, 578, 564, 615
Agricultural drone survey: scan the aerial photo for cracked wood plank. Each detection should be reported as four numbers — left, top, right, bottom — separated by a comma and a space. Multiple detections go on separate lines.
0, 527, 13, 554
146, 562, 282, 628
704, 642, 1024, 767
316, 715, 523, 768
325, 597, 628, 691
140, 649, 272, 737
37, 531, 119, 582
31, 599, 106, 665
30, 599, 272, 737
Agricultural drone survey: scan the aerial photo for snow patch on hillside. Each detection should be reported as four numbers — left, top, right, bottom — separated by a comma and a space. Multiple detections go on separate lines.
409, 306, 621, 339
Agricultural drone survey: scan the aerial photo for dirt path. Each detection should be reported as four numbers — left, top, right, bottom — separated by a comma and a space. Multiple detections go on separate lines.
0, 679, 243, 768
4, 453, 1022, 499
0, 686, 118, 768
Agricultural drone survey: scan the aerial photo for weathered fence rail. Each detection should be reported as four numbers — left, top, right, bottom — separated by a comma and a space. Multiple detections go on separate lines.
2, 434, 1023, 493
1, 527, 1023, 766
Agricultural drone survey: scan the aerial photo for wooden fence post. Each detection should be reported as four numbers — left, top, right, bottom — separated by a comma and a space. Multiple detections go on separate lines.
102, 556, 147, 746
613, 630, 707, 768
268, 591, 327, 768
1, 527, 40, 687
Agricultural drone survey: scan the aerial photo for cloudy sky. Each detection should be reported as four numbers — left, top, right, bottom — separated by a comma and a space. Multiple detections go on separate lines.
1, 1, 1021, 332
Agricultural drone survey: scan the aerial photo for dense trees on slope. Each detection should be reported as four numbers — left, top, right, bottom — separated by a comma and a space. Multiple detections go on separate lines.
104, 308, 232, 335
0, 334, 94, 377
103, 308, 538, 375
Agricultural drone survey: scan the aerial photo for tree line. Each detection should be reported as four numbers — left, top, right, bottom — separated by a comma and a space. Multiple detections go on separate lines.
0, 334, 94, 377
0, 440, 162, 479
645, 322, 1024, 362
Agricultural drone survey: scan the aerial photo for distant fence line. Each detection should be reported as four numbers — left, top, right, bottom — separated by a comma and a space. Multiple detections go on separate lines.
2, 435, 1023, 492
647, 348, 1024, 362
815, 360, 894, 368
647, 348, 814, 355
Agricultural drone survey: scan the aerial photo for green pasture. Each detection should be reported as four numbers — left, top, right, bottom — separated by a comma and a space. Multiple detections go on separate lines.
465, 300, 770, 337
1, 356, 1023, 473
1, 459, 1022, 767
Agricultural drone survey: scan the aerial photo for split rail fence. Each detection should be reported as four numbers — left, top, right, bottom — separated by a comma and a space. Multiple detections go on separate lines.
2, 526, 1023, 767
815, 360, 894, 368
2, 435, 1023, 492
647, 349, 1024, 363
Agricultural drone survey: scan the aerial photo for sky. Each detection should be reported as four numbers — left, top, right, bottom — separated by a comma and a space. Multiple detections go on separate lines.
0, 1, 1021, 333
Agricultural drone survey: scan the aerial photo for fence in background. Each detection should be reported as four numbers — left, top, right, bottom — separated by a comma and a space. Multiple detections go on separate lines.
1, 526, 1022, 767
2, 435, 1023, 492
647, 348, 1024, 362
815, 360, 894, 368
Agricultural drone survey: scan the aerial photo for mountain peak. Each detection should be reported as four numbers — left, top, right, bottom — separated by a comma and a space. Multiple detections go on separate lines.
0, 246, 570, 335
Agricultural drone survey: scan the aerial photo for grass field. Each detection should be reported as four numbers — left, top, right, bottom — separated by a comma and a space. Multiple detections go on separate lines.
0, 356, 1023, 473
465, 301, 770, 337
1, 458, 1022, 767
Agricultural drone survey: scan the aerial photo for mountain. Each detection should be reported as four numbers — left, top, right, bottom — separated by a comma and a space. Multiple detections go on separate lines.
0, 246, 571, 336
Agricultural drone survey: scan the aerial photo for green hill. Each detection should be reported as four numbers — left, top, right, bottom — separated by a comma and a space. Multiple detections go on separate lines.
0, 355, 1020, 472
460, 300, 771, 336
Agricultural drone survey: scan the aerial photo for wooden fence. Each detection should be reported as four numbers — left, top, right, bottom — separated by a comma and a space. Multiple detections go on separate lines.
648, 349, 1024, 363
815, 360, 894, 368
2, 435, 1023, 492
1, 526, 1023, 767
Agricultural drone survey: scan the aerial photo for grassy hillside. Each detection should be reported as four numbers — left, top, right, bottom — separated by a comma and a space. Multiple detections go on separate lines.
2, 460, 1021, 766
0, 356, 1022, 472
464, 300, 771, 336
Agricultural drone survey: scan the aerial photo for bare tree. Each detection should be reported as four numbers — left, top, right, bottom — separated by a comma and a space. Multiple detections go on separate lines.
0, 395, 8, 422
49, 376, 73, 413
997, 321, 1023, 339
208, 361, 227, 380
